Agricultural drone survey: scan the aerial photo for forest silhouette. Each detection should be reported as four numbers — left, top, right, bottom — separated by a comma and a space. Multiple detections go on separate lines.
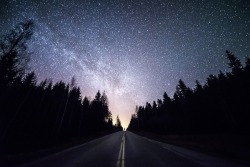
1, 20, 249, 155
0, 21, 123, 154
128, 49, 250, 135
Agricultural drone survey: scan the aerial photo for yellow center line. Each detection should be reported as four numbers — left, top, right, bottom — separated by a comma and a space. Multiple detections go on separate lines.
121, 133, 125, 167
116, 141, 123, 167
117, 132, 126, 167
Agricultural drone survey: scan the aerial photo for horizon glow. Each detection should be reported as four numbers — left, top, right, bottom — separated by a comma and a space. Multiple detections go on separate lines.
0, 0, 249, 128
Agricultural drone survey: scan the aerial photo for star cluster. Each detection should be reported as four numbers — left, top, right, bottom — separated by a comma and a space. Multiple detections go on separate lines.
1, 0, 249, 128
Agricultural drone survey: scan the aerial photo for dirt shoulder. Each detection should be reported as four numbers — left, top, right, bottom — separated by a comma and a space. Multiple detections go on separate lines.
131, 131, 250, 162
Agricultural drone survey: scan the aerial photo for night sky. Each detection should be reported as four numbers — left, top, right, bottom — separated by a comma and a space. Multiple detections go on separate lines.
1, 0, 249, 128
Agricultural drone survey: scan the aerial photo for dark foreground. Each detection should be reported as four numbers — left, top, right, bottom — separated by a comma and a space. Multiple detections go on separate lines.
3, 131, 249, 167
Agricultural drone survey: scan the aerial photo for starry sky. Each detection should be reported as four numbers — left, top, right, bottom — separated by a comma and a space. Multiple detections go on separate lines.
1, 0, 249, 128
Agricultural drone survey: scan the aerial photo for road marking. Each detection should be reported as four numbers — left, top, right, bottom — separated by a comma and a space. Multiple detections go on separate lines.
117, 141, 123, 167
122, 133, 125, 167
117, 132, 126, 167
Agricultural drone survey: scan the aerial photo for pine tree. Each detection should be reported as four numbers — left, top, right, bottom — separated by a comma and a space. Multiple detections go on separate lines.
0, 51, 19, 88
174, 79, 192, 100
194, 80, 203, 93
226, 50, 242, 75
115, 115, 123, 131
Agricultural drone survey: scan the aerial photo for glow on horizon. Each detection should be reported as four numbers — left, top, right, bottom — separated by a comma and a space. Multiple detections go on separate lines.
76, 59, 146, 129
1, 0, 249, 128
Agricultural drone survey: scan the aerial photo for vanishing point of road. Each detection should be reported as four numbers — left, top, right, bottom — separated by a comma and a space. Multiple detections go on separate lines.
11, 131, 250, 167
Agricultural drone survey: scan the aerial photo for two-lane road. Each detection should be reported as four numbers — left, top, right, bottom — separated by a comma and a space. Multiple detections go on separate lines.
9, 131, 249, 167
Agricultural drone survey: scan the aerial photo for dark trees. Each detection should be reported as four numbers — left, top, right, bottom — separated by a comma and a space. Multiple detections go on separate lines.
128, 51, 250, 135
226, 50, 243, 75
0, 20, 33, 89
115, 115, 123, 131
0, 21, 121, 154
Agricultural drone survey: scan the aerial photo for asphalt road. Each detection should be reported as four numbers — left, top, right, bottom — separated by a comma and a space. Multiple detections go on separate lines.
11, 131, 249, 167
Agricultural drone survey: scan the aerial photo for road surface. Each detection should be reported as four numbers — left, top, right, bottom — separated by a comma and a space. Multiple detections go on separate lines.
9, 131, 250, 167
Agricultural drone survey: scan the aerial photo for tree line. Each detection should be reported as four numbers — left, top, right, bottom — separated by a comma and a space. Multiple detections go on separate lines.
0, 21, 122, 153
128, 51, 250, 135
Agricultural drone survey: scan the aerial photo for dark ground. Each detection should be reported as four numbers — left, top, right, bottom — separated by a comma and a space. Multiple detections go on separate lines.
3, 131, 250, 167
133, 131, 250, 162
0, 131, 114, 166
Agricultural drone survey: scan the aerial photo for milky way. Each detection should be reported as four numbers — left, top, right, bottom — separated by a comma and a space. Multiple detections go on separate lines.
1, 0, 249, 127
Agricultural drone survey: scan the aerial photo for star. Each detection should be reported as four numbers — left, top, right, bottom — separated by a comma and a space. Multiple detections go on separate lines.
0, 0, 249, 128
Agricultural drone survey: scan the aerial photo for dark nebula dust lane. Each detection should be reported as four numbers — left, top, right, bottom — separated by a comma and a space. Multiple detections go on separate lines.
0, 0, 249, 127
